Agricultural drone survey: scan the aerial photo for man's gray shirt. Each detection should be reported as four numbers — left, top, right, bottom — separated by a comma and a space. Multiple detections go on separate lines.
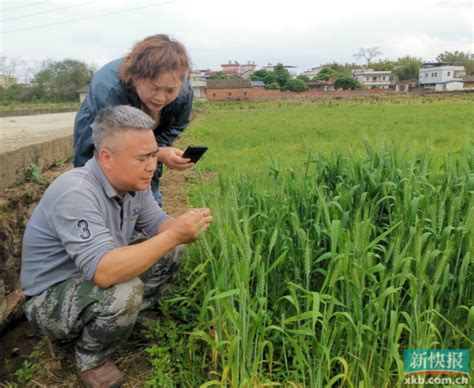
21, 158, 171, 296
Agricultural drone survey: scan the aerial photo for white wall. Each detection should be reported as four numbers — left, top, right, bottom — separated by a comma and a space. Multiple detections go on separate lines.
419, 66, 465, 85
434, 81, 464, 91
445, 81, 464, 91
352, 70, 391, 88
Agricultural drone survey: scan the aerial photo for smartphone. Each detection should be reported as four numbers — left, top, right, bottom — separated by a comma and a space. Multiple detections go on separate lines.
182, 145, 208, 163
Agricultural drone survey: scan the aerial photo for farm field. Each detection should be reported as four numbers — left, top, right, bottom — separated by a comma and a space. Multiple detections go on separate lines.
143, 95, 474, 387
188, 95, 473, 173
2, 95, 471, 387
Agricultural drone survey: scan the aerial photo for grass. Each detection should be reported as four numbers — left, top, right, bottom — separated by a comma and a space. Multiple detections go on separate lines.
188, 96, 474, 174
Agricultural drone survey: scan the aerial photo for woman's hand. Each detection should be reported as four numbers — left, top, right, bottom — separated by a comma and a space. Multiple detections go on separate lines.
157, 147, 194, 170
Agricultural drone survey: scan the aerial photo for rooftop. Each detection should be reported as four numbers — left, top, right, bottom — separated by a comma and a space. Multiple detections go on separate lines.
421, 62, 465, 68
206, 79, 253, 89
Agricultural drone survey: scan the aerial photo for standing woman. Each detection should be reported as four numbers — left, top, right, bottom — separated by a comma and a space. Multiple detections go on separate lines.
73, 34, 194, 206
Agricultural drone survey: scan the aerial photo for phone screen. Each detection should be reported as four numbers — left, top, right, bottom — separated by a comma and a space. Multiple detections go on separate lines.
182, 145, 208, 163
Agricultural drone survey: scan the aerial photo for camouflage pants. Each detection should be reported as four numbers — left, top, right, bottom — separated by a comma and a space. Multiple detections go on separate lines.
24, 245, 184, 371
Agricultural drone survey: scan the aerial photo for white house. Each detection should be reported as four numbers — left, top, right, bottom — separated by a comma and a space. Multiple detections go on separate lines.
301, 66, 322, 80
0, 74, 16, 88
190, 71, 207, 99
418, 63, 465, 91
220, 61, 257, 76
352, 69, 391, 89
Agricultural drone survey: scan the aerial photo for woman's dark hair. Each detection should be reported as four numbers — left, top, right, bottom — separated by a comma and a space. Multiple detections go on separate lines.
119, 34, 191, 83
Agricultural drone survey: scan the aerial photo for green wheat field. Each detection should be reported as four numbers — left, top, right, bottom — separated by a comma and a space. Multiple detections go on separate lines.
145, 95, 474, 387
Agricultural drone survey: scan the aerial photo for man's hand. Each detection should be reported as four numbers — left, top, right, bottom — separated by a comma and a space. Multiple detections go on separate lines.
94, 208, 212, 288
165, 208, 213, 244
158, 147, 194, 170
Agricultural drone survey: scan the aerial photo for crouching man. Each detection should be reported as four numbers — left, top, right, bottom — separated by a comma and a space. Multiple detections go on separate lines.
20, 105, 212, 387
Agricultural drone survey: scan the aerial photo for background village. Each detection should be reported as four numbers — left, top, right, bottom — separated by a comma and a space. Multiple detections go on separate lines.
0, 49, 472, 107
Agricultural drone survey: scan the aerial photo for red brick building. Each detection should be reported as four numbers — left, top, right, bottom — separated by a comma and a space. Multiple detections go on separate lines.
206, 79, 391, 101
206, 79, 254, 101
307, 79, 336, 91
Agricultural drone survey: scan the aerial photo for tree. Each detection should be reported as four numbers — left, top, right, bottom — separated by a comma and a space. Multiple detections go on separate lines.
0, 55, 24, 78
250, 69, 277, 85
392, 56, 423, 81
322, 62, 356, 77
208, 71, 228, 80
297, 74, 310, 82
353, 47, 383, 66
250, 69, 268, 81
314, 67, 340, 81
282, 78, 308, 92
273, 63, 291, 87
371, 59, 396, 71
436, 50, 470, 63
30, 67, 54, 100
334, 76, 362, 90
436, 51, 474, 74
31, 59, 94, 101
264, 81, 280, 90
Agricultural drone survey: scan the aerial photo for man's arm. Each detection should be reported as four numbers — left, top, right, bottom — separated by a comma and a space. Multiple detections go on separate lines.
93, 208, 212, 288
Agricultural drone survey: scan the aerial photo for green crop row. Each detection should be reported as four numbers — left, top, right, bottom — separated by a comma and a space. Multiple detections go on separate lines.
147, 145, 473, 387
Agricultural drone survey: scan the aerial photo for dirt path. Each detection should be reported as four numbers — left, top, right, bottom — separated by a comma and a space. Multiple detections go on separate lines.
0, 161, 192, 386
0, 112, 76, 153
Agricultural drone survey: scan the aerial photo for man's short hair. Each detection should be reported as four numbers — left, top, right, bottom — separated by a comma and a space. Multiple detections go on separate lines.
91, 105, 154, 151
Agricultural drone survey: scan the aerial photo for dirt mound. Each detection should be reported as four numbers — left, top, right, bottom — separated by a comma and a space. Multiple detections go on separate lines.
0, 163, 72, 330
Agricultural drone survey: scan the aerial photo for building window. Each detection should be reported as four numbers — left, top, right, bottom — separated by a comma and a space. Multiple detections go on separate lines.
382, 76, 385, 80
213, 93, 216, 97
243, 92, 247, 96
447, 71, 451, 76
366, 77, 369, 81
425, 73, 428, 77
228, 92, 232, 97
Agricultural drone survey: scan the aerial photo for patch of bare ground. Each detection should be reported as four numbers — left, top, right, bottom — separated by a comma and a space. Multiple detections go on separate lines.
0, 160, 213, 386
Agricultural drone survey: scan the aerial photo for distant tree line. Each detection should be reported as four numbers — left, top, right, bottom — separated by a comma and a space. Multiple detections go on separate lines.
250, 63, 363, 91
0, 56, 95, 105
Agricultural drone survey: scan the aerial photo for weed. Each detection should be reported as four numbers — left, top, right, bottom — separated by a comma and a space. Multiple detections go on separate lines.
24, 163, 46, 185
14, 360, 38, 384
52, 159, 65, 168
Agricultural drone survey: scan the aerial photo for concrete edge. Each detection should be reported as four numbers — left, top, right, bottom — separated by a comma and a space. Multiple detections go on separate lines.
0, 135, 73, 191
0, 107, 78, 117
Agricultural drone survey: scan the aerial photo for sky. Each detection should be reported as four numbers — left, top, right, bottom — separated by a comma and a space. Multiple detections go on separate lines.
0, 0, 472, 77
